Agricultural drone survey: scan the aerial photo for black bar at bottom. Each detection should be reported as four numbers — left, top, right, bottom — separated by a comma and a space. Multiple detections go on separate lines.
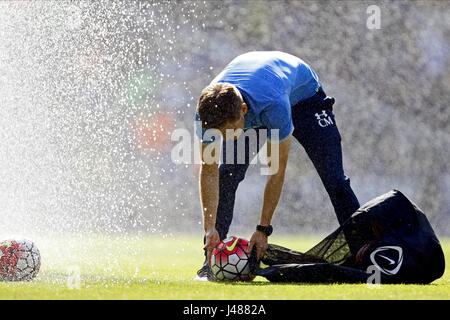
0, 300, 446, 318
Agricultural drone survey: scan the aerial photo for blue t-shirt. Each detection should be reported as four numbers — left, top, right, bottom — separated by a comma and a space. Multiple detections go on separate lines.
196, 51, 321, 142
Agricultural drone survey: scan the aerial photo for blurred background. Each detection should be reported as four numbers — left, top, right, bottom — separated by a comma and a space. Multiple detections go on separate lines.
0, 0, 449, 240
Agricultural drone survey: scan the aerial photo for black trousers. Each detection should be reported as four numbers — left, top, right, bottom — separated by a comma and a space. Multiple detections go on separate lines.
214, 89, 360, 240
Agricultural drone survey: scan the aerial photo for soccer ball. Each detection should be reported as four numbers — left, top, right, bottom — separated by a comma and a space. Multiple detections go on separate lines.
210, 236, 255, 282
0, 239, 41, 281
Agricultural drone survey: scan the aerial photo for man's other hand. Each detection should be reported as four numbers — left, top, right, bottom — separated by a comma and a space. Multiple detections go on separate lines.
249, 231, 268, 260
204, 228, 220, 265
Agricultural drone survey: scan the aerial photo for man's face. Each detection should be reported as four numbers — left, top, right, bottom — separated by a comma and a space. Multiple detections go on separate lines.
220, 103, 248, 141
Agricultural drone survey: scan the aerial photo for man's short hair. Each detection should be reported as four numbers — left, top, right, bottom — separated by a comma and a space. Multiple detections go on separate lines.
197, 83, 242, 129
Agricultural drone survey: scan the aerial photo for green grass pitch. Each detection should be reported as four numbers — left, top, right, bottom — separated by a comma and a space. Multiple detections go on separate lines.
0, 235, 449, 299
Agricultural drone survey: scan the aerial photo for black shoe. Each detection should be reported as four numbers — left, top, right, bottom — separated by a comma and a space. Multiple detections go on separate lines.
194, 261, 215, 282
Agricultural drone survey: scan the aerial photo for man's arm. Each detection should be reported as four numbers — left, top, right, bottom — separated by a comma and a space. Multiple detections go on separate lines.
199, 142, 221, 264
249, 136, 291, 260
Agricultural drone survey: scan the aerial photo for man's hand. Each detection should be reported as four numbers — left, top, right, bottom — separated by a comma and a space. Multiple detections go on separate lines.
204, 228, 220, 265
249, 230, 268, 261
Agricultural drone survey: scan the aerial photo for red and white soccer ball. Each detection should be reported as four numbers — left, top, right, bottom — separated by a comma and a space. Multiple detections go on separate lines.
0, 239, 41, 281
210, 236, 255, 282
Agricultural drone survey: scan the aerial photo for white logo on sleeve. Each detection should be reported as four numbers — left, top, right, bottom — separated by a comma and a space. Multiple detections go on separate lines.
315, 110, 334, 127
369, 246, 403, 275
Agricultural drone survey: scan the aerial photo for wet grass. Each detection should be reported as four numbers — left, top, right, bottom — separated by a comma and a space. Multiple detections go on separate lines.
0, 235, 448, 299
